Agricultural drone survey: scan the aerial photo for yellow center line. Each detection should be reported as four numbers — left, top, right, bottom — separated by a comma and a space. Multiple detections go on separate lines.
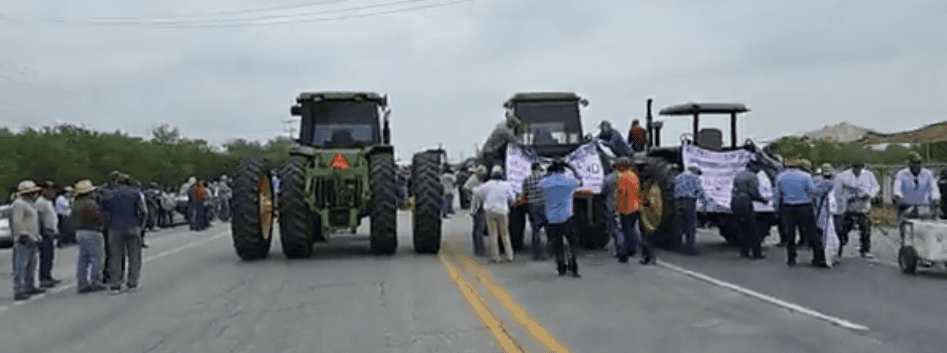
441, 241, 573, 353
439, 251, 526, 353
449, 245, 573, 353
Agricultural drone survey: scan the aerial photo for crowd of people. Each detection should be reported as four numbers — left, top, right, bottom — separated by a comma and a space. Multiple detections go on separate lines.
6, 172, 233, 301
459, 116, 947, 277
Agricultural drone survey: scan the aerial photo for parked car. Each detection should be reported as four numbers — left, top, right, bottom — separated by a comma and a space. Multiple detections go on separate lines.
0, 204, 12, 248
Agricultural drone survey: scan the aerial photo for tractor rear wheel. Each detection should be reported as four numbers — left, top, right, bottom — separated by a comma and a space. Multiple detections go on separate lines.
370, 153, 398, 254
279, 156, 315, 258
411, 151, 443, 254
639, 160, 678, 249
231, 158, 274, 260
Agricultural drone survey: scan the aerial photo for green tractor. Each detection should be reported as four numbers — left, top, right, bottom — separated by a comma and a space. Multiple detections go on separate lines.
231, 91, 440, 260
488, 92, 611, 251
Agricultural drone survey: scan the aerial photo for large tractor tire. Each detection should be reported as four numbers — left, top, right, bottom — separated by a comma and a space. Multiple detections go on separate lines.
411, 151, 443, 254
231, 158, 275, 260
279, 156, 316, 259
639, 160, 679, 249
370, 153, 398, 254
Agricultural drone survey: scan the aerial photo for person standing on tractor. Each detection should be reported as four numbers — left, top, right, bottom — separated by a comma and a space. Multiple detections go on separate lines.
776, 159, 825, 267
479, 113, 523, 172
475, 166, 518, 263
522, 162, 549, 261
541, 159, 585, 276
597, 120, 632, 157
893, 151, 941, 220
614, 157, 655, 265
464, 165, 488, 257
732, 165, 767, 259
628, 120, 648, 152
673, 166, 707, 255
836, 161, 879, 258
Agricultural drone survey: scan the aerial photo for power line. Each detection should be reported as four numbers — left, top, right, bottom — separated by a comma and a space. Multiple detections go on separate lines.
37, 0, 472, 27
89, 0, 349, 21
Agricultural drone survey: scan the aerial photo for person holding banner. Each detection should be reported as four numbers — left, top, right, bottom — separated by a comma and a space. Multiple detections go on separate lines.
597, 120, 633, 157
541, 159, 585, 276
522, 162, 549, 261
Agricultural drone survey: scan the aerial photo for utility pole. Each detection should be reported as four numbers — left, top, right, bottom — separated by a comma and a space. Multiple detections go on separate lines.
283, 118, 298, 140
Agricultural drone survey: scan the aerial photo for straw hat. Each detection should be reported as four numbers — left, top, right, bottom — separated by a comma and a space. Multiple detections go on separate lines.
17, 180, 41, 195
74, 180, 96, 195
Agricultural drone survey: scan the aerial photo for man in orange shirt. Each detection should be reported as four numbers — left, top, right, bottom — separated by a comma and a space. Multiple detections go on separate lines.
614, 157, 654, 264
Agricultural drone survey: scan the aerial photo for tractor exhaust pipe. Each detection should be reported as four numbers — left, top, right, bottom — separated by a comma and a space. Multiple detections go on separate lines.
645, 98, 656, 148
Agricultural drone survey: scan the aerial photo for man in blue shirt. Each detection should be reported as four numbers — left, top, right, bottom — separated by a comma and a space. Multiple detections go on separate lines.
102, 174, 147, 294
673, 166, 706, 255
775, 160, 825, 267
597, 120, 633, 157
541, 159, 583, 277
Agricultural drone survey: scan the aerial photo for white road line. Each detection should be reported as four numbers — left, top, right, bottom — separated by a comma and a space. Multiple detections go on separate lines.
658, 261, 870, 331
4, 231, 230, 307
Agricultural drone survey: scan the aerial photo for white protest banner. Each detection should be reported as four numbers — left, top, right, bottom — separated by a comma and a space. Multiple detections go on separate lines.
563, 141, 604, 194
506, 144, 539, 194
681, 144, 755, 212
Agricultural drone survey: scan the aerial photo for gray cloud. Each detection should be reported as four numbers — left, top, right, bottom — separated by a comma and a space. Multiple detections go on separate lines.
2, 0, 946, 163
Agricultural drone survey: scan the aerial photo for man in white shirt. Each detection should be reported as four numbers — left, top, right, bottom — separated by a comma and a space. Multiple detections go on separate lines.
35, 182, 61, 288
55, 186, 74, 245
474, 166, 518, 263
835, 162, 880, 258
893, 152, 941, 219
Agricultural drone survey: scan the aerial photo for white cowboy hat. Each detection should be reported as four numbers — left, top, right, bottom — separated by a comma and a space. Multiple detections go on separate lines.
17, 180, 41, 195
74, 180, 96, 195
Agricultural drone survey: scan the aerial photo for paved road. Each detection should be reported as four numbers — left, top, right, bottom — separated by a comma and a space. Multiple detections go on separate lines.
0, 209, 941, 353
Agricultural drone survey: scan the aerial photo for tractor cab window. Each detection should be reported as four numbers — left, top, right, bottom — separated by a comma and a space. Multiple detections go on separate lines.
524, 122, 574, 145
513, 101, 583, 145
300, 101, 381, 147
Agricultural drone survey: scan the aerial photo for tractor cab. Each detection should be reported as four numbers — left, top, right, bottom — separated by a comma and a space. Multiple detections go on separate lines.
504, 92, 589, 157
291, 92, 391, 148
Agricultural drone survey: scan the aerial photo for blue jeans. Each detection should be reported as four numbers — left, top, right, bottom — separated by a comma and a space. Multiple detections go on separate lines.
76, 230, 105, 288
39, 228, 56, 281
471, 211, 486, 256
528, 206, 547, 259
600, 199, 621, 256
676, 198, 697, 251
443, 194, 455, 217
13, 239, 38, 294
620, 212, 652, 258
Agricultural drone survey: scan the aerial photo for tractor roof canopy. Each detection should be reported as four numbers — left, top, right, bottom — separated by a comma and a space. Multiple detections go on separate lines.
658, 103, 749, 116
658, 102, 750, 150
292, 91, 387, 148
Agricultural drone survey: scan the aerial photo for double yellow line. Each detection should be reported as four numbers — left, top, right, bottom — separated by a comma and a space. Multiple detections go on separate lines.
439, 243, 572, 353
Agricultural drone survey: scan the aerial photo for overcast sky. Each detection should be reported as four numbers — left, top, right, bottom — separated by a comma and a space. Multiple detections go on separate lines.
2, 0, 946, 162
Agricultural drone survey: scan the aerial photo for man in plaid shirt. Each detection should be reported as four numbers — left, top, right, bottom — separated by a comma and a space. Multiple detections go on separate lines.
522, 162, 549, 260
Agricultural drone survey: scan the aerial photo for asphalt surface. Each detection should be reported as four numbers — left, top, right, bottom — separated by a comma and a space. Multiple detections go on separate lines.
0, 207, 942, 353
